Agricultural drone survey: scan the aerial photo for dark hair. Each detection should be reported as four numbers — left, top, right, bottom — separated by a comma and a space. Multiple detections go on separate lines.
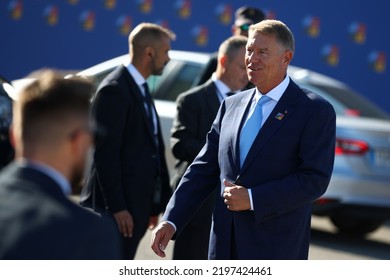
14, 70, 94, 144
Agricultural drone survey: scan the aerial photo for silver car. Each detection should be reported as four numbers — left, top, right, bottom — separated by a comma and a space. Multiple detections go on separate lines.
12, 50, 390, 235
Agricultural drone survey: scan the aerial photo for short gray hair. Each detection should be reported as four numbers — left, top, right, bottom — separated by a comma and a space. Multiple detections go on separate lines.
249, 19, 295, 53
218, 35, 248, 60
128, 22, 176, 54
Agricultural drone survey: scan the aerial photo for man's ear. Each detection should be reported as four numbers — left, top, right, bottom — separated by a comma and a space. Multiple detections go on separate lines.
145, 46, 155, 60
219, 55, 228, 68
283, 50, 293, 67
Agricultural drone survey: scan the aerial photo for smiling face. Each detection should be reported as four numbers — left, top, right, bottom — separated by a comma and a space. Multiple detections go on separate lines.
245, 30, 293, 93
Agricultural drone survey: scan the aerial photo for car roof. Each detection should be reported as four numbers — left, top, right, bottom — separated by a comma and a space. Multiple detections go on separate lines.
77, 50, 213, 78
288, 65, 348, 89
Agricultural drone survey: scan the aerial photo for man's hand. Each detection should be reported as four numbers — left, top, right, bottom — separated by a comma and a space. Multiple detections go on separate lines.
113, 210, 134, 238
223, 179, 251, 211
150, 221, 176, 258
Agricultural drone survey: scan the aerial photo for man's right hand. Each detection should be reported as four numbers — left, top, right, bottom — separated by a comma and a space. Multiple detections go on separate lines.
150, 221, 176, 258
113, 210, 134, 238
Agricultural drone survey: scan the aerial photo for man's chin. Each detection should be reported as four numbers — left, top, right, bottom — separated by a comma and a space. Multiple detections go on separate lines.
248, 77, 257, 86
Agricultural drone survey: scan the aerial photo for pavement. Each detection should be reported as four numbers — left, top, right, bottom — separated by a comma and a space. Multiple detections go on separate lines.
135, 227, 174, 260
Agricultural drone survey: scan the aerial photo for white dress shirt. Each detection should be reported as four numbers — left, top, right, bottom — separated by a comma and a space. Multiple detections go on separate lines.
125, 63, 158, 135
246, 75, 290, 210
212, 73, 235, 102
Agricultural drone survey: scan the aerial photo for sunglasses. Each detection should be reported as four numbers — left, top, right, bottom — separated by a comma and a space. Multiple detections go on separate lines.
239, 24, 251, 31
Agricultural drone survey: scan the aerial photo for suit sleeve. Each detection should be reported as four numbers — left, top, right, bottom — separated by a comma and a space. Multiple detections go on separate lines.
162, 100, 225, 234
171, 93, 206, 162
251, 98, 336, 223
92, 84, 129, 213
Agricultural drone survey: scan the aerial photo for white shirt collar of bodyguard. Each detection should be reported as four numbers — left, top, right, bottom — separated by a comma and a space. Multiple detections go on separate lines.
211, 73, 234, 100
125, 63, 147, 95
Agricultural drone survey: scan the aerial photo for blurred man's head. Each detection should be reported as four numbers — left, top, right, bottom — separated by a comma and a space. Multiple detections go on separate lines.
216, 35, 249, 92
11, 70, 95, 192
232, 6, 266, 37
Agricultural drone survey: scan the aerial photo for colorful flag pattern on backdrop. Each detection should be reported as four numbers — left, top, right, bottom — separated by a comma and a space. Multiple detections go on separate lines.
2, 0, 389, 113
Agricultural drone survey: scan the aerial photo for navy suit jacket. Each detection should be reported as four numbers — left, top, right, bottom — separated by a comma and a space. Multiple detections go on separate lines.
80, 65, 171, 239
0, 162, 121, 259
162, 79, 336, 259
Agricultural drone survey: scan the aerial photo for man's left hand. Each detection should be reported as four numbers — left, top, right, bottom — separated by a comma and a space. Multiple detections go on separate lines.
223, 179, 251, 211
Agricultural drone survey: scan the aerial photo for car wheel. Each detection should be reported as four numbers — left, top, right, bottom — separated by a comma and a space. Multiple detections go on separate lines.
329, 214, 383, 236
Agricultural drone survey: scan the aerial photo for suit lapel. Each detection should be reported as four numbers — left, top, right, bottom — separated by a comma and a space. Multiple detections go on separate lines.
232, 89, 257, 170
240, 81, 300, 174
204, 80, 221, 116
121, 66, 156, 144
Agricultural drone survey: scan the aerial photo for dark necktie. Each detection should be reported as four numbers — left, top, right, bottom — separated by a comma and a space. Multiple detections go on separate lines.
143, 82, 155, 132
143, 83, 162, 202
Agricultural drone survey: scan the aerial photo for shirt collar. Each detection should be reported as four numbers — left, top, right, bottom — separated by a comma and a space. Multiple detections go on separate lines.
124, 62, 146, 89
19, 159, 71, 195
211, 73, 233, 97
255, 75, 290, 102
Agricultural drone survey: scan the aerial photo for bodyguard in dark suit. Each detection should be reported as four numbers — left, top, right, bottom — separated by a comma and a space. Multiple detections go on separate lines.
198, 6, 265, 87
0, 70, 120, 259
151, 20, 336, 260
80, 23, 175, 259
170, 35, 248, 259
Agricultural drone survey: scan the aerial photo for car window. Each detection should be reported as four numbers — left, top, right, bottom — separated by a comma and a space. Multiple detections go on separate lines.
299, 82, 390, 119
151, 61, 205, 102
147, 59, 179, 97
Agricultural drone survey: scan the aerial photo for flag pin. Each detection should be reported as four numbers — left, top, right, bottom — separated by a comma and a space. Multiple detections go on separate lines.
275, 112, 284, 120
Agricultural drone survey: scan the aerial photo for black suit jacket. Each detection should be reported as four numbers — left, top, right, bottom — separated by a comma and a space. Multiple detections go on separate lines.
0, 162, 121, 260
170, 79, 221, 228
171, 79, 221, 188
198, 53, 254, 90
80, 65, 171, 234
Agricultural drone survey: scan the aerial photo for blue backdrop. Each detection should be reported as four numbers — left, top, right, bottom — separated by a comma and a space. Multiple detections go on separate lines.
2, 0, 389, 113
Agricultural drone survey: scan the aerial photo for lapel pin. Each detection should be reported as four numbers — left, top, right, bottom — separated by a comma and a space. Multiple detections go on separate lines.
275, 112, 284, 120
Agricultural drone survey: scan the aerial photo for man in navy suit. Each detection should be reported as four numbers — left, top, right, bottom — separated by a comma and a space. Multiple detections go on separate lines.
170, 35, 248, 259
151, 19, 336, 260
80, 23, 175, 259
0, 70, 121, 259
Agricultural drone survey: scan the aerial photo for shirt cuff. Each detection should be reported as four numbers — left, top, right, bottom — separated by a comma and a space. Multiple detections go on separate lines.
165, 220, 177, 232
248, 189, 254, 210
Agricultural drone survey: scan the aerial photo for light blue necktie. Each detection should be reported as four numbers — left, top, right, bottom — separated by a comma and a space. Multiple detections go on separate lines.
239, 95, 271, 166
